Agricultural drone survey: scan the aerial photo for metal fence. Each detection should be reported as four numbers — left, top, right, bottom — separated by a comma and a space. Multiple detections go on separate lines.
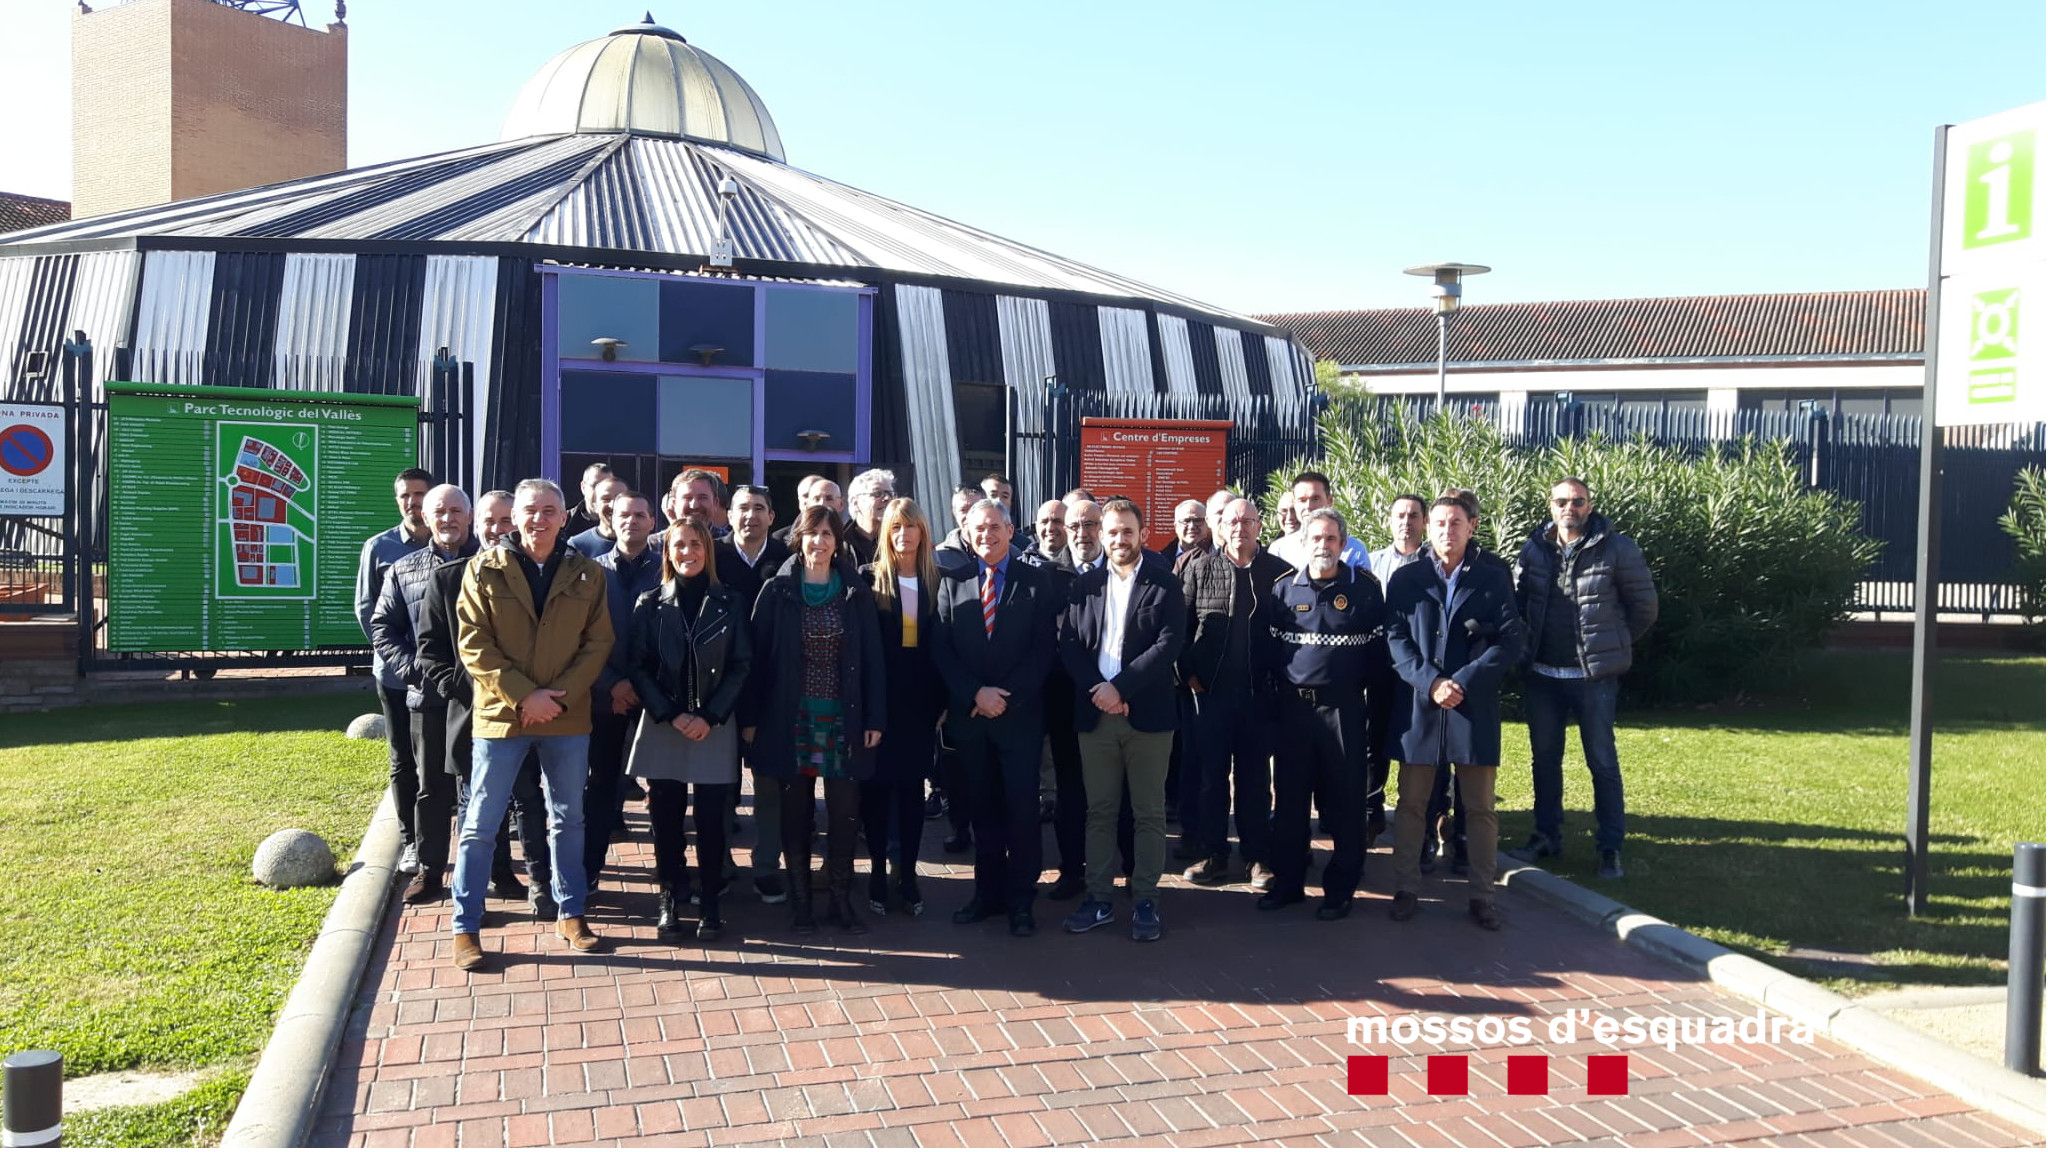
1337, 396, 2045, 616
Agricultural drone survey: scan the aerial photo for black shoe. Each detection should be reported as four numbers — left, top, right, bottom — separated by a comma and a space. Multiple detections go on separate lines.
1047, 873, 1086, 901
896, 878, 925, 916
1389, 891, 1419, 921
868, 872, 890, 916
791, 897, 817, 934
1420, 837, 1440, 875
491, 871, 529, 901
753, 874, 787, 904
1517, 833, 1562, 861
1184, 857, 1231, 886
952, 898, 1005, 925
942, 833, 972, 854
827, 894, 869, 936
924, 792, 946, 821
1256, 890, 1305, 912
1315, 898, 1353, 922
1008, 910, 1036, 938
696, 907, 723, 941
656, 891, 683, 937
529, 888, 558, 921
1469, 899, 1501, 931
1599, 850, 1625, 880
1129, 899, 1162, 943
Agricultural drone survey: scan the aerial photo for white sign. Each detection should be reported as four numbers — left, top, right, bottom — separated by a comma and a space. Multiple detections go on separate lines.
1934, 102, 2047, 426
0, 402, 66, 515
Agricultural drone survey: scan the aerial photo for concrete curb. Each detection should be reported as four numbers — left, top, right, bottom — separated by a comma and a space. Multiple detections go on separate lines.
1498, 860, 2047, 1136
222, 792, 401, 1148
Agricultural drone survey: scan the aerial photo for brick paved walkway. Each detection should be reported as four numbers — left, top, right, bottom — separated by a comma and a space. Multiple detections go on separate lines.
312, 795, 2036, 1148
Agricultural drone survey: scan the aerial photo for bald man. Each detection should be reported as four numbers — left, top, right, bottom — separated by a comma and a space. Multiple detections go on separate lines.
370, 483, 482, 902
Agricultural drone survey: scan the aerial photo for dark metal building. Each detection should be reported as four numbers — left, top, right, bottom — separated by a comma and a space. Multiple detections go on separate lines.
0, 16, 1314, 519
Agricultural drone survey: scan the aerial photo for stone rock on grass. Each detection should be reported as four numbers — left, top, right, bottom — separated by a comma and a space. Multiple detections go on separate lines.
344, 713, 385, 740
253, 829, 336, 889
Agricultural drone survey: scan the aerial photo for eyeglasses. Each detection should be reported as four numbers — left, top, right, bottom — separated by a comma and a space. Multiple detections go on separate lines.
1067, 519, 1101, 530
1551, 497, 1588, 508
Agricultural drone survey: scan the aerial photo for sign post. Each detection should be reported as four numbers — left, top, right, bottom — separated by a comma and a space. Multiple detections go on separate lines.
1909, 101, 2046, 915
104, 382, 419, 653
1077, 418, 1232, 551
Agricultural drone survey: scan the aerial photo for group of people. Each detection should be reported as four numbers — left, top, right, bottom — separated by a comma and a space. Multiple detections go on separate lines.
355, 457, 1656, 972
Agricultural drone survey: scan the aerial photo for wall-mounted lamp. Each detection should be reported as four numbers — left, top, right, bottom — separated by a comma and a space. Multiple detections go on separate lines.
591, 337, 626, 362
796, 429, 831, 451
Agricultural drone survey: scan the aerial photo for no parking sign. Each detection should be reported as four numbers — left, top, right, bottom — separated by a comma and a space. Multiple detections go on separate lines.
0, 403, 66, 515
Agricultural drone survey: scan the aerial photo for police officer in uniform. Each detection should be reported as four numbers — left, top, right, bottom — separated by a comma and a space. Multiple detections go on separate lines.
1259, 507, 1388, 921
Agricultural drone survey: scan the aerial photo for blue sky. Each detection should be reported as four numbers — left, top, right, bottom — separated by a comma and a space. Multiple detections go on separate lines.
1, 0, 2040, 313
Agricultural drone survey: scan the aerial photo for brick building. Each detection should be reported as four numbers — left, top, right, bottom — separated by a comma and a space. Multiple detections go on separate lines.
71, 0, 346, 219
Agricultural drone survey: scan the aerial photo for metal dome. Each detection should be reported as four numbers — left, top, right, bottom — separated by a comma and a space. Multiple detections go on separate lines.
500, 14, 786, 161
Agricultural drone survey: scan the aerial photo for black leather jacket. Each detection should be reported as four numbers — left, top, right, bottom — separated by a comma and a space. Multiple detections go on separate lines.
625, 577, 753, 726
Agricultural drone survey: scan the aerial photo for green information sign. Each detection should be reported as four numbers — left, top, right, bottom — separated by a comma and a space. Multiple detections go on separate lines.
106, 382, 419, 652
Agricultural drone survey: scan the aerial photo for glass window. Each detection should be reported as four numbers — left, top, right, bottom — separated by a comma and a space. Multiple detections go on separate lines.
763, 369, 855, 454
658, 280, 756, 367
561, 372, 656, 452
657, 374, 754, 459
763, 288, 858, 374
557, 275, 659, 362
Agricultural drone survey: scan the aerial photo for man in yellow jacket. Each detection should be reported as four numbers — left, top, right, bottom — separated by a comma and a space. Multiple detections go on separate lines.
449, 477, 613, 971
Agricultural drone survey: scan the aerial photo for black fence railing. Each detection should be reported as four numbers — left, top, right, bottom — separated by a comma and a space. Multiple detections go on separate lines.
1329, 396, 2044, 616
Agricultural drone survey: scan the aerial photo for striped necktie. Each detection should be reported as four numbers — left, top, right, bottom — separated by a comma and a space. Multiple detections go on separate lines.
981, 567, 998, 637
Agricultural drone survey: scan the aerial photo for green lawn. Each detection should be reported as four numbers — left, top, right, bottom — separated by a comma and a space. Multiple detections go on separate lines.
1492, 651, 2046, 990
0, 693, 384, 1145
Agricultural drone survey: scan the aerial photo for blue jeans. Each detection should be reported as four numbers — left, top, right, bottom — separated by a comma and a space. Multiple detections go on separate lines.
1526, 674, 1624, 853
451, 732, 590, 934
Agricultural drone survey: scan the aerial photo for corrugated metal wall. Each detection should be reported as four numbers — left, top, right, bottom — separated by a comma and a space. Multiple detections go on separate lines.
893, 284, 962, 522
1213, 323, 1252, 399
133, 250, 217, 385
204, 252, 286, 390
1156, 313, 1200, 397
272, 252, 356, 392
483, 258, 543, 490
417, 255, 501, 493
343, 253, 427, 395
1098, 306, 1155, 397
997, 294, 1056, 511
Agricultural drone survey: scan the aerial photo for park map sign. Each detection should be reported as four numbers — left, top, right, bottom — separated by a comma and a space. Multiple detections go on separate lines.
106, 382, 419, 652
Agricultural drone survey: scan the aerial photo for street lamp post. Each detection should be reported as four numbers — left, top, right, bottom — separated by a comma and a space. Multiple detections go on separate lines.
1402, 262, 1490, 411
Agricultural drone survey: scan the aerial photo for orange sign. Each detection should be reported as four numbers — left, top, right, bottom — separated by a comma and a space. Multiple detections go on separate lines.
1078, 418, 1232, 551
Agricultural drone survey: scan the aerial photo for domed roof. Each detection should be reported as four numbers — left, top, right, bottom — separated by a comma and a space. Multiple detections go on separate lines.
501, 15, 785, 161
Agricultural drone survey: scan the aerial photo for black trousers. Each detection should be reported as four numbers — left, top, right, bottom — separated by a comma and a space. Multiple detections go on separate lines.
938, 744, 972, 841
861, 716, 936, 884
1365, 687, 1396, 819
648, 780, 730, 907
958, 724, 1043, 910
380, 684, 419, 847
408, 705, 460, 873
1172, 690, 1201, 827
782, 775, 861, 894
1272, 694, 1367, 901
1191, 687, 1274, 866
1046, 719, 1085, 879
584, 707, 637, 881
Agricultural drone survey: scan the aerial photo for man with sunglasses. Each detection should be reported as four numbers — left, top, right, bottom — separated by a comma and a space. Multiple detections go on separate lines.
1513, 477, 1658, 880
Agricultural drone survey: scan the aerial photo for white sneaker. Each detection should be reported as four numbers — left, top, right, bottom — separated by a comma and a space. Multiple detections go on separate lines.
397, 843, 420, 875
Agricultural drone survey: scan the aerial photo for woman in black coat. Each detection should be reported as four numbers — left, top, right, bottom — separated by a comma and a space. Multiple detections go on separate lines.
1383, 496, 1527, 929
740, 506, 887, 934
856, 497, 947, 917
625, 515, 753, 941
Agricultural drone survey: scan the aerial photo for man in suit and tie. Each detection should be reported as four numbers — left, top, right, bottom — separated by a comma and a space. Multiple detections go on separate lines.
1057, 499, 1185, 942
1063, 499, 1105, 575
932, 498, 1059, 936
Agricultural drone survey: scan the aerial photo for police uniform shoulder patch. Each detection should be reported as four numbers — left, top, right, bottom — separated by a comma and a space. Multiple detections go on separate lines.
1333, 594, 1348, 611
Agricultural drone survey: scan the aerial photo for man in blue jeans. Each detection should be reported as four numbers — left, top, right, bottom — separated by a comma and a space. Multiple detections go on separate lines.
1513, 477, 1658, 880
450, 478, 614, 971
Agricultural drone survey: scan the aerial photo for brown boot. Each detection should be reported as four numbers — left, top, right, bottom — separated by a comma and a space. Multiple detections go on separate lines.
557, 916, 602, 952
452, 932, 486, 971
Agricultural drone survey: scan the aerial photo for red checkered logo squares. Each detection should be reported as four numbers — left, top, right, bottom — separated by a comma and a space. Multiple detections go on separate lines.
1506, 1054, 1549, 1096
1345, 1054, 1625, 1097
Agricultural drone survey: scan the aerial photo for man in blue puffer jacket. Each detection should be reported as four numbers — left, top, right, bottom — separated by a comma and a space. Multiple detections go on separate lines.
1513, 476, 1658, 881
